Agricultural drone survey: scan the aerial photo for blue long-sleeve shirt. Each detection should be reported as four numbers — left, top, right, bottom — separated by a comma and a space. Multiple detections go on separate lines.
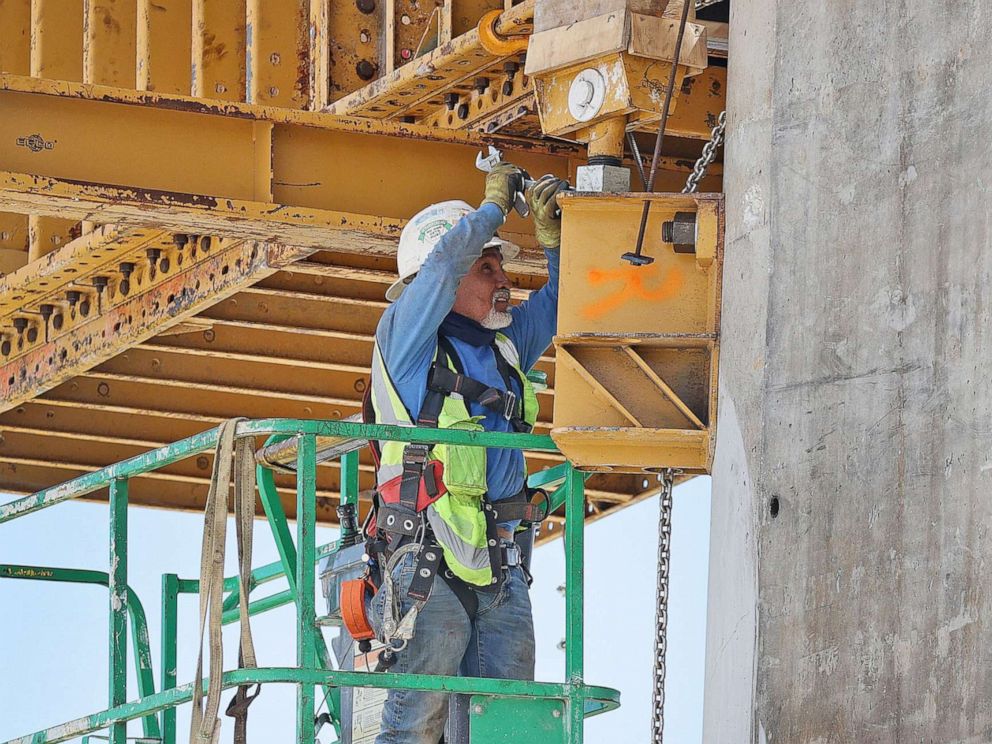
375, 202, 559, 506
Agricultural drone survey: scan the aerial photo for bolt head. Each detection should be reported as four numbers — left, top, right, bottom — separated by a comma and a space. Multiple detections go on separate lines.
356, 60, 376, 81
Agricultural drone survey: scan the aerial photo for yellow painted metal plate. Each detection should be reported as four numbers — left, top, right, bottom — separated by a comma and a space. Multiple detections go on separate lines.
551, 192, 723, 473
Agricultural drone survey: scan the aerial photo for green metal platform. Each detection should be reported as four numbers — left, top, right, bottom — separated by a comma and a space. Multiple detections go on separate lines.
0, 418, 619, 743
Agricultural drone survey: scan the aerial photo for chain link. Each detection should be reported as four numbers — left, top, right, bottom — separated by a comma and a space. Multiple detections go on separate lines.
651, 469, 678, 744
682, 111, 727, 194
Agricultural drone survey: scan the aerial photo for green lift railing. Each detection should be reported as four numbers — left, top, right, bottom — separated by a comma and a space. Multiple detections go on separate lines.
0, 418, 620, 744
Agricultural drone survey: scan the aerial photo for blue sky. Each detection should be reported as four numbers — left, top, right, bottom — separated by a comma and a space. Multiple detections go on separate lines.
0, 477, 709, 743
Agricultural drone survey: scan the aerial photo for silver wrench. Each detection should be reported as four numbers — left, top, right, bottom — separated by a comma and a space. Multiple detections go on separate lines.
475, 145, 531, 217
475, 145, 568, 219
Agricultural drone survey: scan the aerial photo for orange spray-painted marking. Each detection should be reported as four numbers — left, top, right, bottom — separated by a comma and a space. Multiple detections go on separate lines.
582, 264, 684, 319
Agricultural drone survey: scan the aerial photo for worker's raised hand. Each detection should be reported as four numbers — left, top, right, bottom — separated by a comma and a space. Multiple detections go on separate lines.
526, 175, 568, 249
482, 163, 527, 217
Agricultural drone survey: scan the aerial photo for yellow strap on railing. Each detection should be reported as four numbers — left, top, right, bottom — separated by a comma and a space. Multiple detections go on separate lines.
190, 418, 259, 744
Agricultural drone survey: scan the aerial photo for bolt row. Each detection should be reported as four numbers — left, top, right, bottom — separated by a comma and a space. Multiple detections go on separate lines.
0, 234, 213, 358
442, 59, 525, 122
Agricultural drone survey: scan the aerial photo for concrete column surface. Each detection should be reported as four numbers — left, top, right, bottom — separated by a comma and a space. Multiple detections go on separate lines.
704, 2, 992, 742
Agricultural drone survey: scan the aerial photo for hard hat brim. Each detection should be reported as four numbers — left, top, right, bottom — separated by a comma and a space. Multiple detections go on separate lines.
484, 237, 519, 260
386, 237, 522, 302
385, 276, 408, 303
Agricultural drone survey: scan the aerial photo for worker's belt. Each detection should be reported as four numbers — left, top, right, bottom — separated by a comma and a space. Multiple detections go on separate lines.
489, 487, 551, 526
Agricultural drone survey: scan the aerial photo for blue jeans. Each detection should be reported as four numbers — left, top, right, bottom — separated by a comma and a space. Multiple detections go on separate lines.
368, 549, 536, 744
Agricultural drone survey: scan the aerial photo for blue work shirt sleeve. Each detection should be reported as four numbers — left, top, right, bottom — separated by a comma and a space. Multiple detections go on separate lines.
376, 202, 505, 396
505, 247, 560, 372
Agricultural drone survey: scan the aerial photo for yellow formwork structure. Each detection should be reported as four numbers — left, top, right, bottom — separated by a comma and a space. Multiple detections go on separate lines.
552, 192, 723, 473
0, 0, 728, 524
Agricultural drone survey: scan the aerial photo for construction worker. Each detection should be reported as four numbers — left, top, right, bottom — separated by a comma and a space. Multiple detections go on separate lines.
365, 163, 566, 743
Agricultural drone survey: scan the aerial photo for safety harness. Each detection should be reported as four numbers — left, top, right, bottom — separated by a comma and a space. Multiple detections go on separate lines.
340, 335, 547, 669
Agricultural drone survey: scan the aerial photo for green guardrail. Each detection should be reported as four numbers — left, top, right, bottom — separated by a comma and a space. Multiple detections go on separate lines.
0, 418, 618, 744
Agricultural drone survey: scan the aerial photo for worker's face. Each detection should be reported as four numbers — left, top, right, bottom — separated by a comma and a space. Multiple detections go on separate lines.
452, 248, 512, 329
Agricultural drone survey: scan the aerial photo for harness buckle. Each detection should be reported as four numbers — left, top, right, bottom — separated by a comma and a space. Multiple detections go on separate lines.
501, 541, 523, 568
403, 443, 430, 467
501, 390, 519, 422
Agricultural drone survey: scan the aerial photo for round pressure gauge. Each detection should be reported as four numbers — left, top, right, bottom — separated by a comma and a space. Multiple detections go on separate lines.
567, 68, 607, 122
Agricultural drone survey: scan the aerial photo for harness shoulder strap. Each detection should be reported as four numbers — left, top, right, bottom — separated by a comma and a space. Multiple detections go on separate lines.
490, 340, 530, 427
428, 335, 530, 431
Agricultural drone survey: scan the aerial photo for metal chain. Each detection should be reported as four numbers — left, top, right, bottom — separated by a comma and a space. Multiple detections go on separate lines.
651, 469, 677, 744
682, 110, 727, 194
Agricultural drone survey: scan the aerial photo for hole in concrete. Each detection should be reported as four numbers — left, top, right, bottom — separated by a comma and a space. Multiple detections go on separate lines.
769, 496, 780, 519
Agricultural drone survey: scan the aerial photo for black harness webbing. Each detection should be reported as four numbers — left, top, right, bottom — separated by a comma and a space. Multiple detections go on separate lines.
429, 335, 532, 433
368, 334, 539, 619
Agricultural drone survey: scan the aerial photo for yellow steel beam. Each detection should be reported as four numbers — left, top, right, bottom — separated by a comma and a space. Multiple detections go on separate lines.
0, 225, 161, 316
0, 75, 577, 251
0, 215, 28, 259
137, 0, 193, 94
328, 1, 725, 142
0, 0, 30, 75
83, 0, 137, 88
0, 237, 306, 411
192, 0, 247, 101
30, 0, 84, 81
246, 0, 310, 108
327, 1, 535, 120
29, 0, 85, 260
323, 0, 383, 103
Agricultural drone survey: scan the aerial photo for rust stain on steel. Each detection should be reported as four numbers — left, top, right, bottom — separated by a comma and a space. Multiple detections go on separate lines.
0, 239, 277, 413
0, 171, 405, 251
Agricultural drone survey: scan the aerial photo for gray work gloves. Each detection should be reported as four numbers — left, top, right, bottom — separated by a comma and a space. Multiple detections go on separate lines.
527, 175, 568, 249
481, 163, 527, 217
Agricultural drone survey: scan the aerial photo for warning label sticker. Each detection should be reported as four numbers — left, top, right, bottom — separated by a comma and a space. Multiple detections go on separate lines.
352, 642, 389, 744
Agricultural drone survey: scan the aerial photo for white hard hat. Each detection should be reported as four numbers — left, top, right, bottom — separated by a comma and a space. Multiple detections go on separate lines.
386, 200, 520, 302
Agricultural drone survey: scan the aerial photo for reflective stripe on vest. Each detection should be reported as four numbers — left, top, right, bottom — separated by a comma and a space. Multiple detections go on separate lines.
369, 334, 538, 586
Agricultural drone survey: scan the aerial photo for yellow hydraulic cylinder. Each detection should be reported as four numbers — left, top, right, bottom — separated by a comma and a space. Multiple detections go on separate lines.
551, 192, 724, 473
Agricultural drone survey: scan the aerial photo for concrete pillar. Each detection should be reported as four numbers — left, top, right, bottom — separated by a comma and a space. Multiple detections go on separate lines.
705, 2, 992, 742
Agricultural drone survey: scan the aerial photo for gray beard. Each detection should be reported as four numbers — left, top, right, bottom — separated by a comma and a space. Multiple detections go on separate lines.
480, 308, 512, 329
